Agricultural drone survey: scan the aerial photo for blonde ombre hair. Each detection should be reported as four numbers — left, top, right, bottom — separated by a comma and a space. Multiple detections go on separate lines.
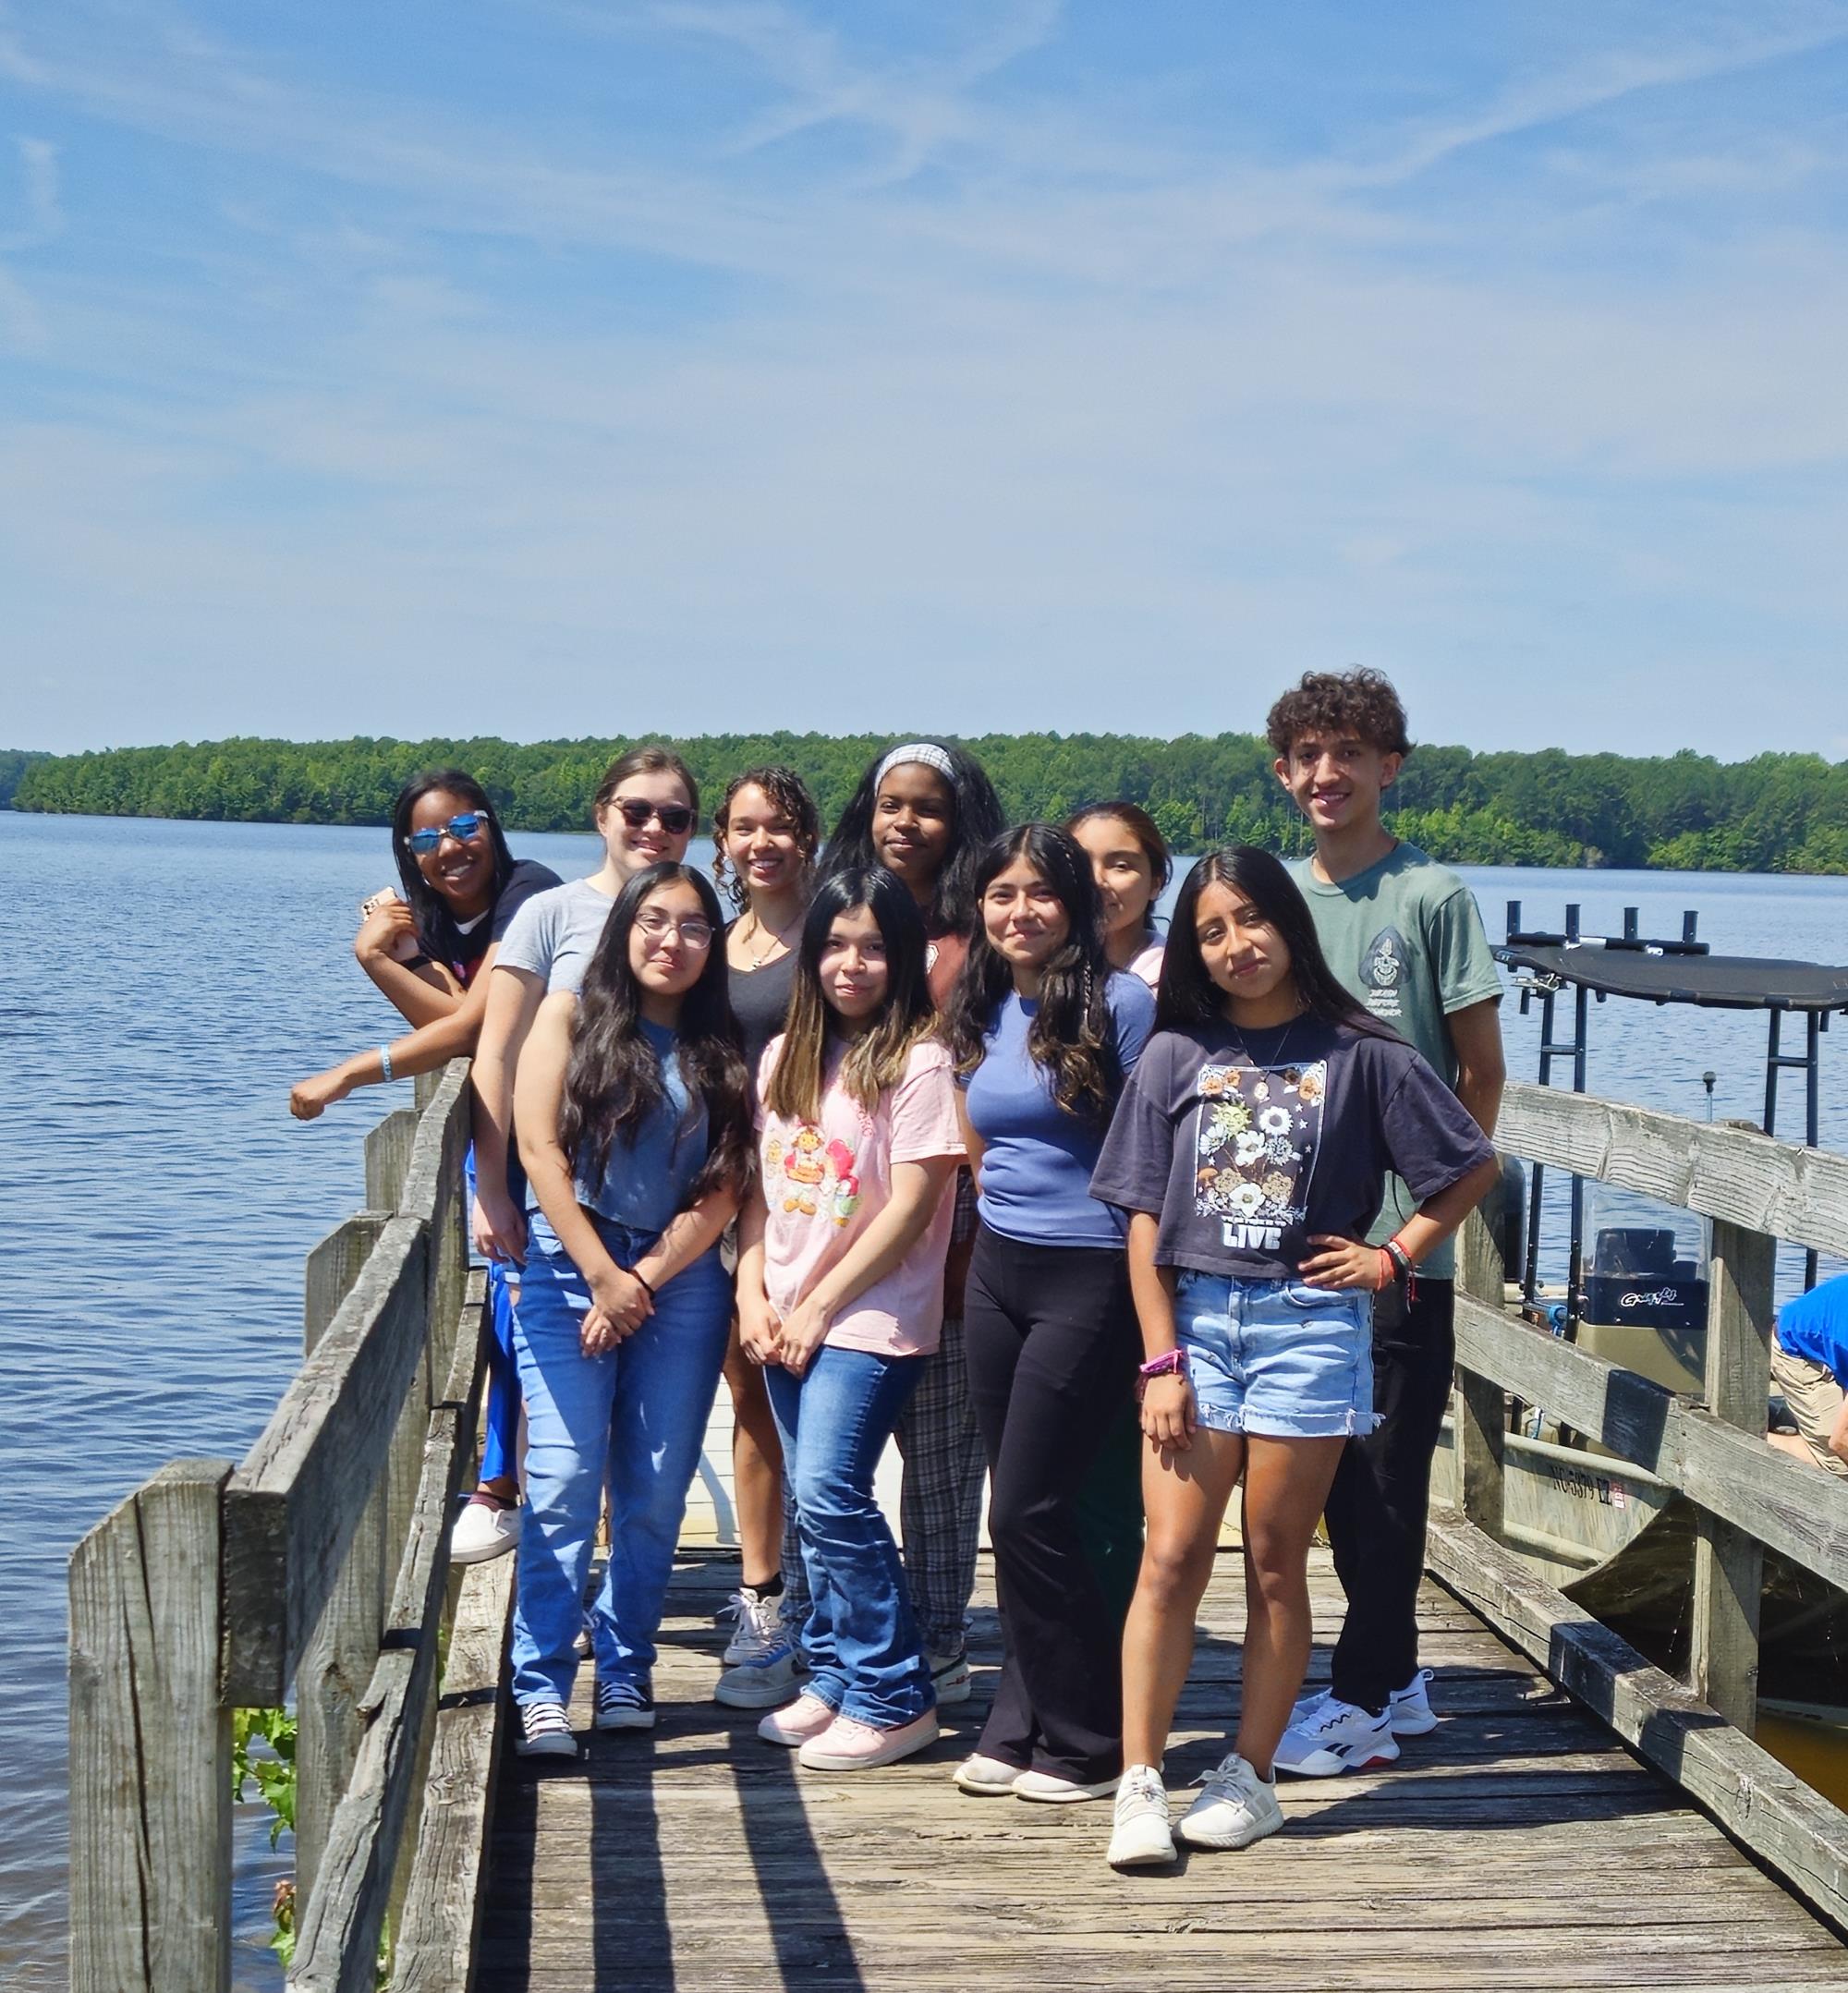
764, 869, 939, 1124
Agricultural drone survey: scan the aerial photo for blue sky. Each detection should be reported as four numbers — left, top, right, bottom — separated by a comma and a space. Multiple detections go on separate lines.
3, 1, 1846, 757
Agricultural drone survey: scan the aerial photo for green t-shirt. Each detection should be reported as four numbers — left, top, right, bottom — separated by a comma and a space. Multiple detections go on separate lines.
1289, 842, 1502, 1278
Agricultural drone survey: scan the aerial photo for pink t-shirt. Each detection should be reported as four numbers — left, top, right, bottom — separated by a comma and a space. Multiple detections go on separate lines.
756, 1036, 966, 1357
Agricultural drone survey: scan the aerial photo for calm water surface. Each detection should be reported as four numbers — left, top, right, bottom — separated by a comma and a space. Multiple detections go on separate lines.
1, 818, 1844, 1982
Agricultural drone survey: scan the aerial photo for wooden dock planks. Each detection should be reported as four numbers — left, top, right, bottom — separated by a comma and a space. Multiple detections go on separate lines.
474, 1550, 1848, 1991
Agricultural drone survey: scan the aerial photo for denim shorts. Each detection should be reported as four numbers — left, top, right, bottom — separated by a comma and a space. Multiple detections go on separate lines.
1174, 1270, 1378, 1440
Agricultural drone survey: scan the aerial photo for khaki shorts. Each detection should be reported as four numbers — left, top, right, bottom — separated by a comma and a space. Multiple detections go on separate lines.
1771, 1339, 1848, 1478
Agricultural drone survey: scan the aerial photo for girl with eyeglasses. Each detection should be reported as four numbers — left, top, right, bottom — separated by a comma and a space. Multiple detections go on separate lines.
1089, 847, 1497, 1867
509, 862, 752, 1754
735, 868, 964, 1770
942, 825, 1154, 1804
708, 768, 824, 1710
288, 770, 561, 1559
818, 741, 1006, 1707
461, 745, 700, 1563
470, 745, 700, 1268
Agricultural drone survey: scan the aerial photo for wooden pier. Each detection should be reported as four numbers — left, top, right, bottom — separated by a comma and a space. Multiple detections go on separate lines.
66, 1067, 1848, 1990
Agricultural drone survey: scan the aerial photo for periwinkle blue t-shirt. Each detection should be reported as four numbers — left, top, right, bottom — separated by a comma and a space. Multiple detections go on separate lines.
545, 1018, 708, 1233
964, 972, 1155, 1248
1777, 1273, 1848, 1383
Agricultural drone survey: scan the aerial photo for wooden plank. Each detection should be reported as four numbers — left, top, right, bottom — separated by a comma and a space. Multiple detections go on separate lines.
1497, 1083, 1848, 1260
291, 1379, 480, 1987
1452, 1293, 1848, 1588
1690, 1218, 1777, 1730
365, 1106, 421, 1212
304, 1212, 389, 1353
393, 1549, 517, 1992
1426, 1505, 1848, 1935
68, 1460, 233, 1993
222, 1218, 431, 1704
1453, 1207, 1509, 1536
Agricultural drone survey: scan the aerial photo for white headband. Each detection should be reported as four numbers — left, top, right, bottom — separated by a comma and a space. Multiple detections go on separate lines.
874, 742, 957, 790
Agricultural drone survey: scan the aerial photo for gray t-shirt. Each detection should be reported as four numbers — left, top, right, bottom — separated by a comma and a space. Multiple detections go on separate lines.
1089, 1015, 1496, 1285
1289, 843, 1502, 1277
495, 877, 618, 996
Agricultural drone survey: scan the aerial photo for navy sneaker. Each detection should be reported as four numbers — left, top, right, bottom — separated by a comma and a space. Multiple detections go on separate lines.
593, 1677, 656, 1732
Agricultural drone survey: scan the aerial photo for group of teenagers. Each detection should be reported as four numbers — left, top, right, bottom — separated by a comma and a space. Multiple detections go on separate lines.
290, 666, 1507, 1868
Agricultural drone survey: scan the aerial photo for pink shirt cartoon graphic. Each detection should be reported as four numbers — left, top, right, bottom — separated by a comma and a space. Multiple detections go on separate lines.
756, 1036, 964, 1356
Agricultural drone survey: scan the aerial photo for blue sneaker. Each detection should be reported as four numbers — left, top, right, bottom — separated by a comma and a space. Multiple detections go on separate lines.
714, 1638, 802, 1710
593, 1677, 655, 1732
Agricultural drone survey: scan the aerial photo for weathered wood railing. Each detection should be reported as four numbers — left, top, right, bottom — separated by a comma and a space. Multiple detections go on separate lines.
68, 1063, 492, 1993
1436, 1078, 1848, 1928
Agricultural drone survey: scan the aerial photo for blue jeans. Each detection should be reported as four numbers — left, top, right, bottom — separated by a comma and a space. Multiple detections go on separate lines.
765, 1347, 933, 1727
463, 1145, 521, 1488
510, 1211, 731, 1705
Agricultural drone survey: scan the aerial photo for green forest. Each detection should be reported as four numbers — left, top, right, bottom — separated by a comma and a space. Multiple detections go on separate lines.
9, 733, 1848, 874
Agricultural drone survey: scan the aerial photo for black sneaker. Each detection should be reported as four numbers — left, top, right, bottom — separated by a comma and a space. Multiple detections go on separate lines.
594, 1678, 656, 1732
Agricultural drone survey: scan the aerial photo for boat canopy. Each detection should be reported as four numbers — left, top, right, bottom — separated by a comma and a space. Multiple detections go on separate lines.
1495, 942, 1848, 1014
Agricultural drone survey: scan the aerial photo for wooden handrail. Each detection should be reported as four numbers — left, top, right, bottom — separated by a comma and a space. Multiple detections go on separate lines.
67, 1063, 486, 1993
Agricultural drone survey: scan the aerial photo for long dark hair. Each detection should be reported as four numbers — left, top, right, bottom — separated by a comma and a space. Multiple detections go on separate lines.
945, 824, 1123, 1126
818, 741, 1006, 937
390, 769, 517, 949
560, 863, 751, 1205
765, 869, 938, 1124
1157, 845, 1387, 1039
711, 764, 821, 912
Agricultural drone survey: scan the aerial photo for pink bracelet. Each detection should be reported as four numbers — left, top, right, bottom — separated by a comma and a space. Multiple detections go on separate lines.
1136, 1349, 1187, 1400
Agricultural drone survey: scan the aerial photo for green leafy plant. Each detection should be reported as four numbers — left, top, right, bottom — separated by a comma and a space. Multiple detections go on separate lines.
233, 1707, 299, 1966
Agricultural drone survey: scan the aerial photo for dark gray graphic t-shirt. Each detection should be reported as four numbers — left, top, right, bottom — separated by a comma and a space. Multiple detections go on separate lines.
1090, 1015, 1496, 1284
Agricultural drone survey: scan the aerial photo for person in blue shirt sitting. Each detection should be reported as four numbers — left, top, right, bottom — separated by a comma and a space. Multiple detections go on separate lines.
1768, 1273, 1848, 1478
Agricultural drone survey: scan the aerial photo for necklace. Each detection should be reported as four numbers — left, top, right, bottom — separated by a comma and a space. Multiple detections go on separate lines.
741, 905, 804, 969
1233, 1003, 1308, 1068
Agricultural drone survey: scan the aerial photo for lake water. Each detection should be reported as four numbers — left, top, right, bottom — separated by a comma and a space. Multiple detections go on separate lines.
2, 814, 1845, 1984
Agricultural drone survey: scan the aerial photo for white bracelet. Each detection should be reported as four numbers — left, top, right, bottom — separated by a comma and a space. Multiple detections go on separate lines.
380, 1045, 395, 1084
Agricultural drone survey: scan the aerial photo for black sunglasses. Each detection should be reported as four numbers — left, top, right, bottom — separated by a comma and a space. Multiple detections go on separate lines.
616, 799, 696, 834
407, 812, 486, 856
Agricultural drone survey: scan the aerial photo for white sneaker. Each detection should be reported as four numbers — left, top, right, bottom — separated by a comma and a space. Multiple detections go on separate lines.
1014, 1768, 1120, 1805
1176, 1753, 1283, 1850
928, 1649, 972, 1706
1107, 1764, 1175, 1867
514, 1699, 577, 1758
953, 1753, 1024, 1796
450, 1498, 520, 1565
719, 1585, 785, 1667
1274, 1697, 1400, 1778
1389, 1668, 1437, 1736
1289, 1683, 1332, 1723
714, 1640, 802, 1710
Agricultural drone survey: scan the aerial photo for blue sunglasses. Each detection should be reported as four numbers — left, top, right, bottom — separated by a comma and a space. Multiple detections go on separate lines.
407, 812, 486, 857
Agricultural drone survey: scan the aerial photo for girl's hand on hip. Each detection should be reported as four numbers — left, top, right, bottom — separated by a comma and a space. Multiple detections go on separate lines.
774, 1297, 832, 1379
1298, 1235, 1388, 1291
1141, 1373, 1197, 1452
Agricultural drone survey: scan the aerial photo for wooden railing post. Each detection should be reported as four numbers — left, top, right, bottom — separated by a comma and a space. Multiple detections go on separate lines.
1454, 1205, 1507, 1537
69, 1460, 233, 1993
1690, 1215, 1776, 1730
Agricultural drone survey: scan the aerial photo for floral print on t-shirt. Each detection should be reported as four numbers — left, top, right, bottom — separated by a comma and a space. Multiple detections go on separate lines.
1192, 1060, 1327, 1256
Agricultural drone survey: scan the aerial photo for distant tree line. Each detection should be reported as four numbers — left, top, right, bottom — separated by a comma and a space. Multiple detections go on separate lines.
0, 749, 48, 808
8, 733, 1848, 874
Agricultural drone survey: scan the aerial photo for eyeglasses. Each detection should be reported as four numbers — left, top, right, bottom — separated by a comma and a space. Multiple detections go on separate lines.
407, 813, 486, 856
635, 910, 714, 949
616, 799, 696, 835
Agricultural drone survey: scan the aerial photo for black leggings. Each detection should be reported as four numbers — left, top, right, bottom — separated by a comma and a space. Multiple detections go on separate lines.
1324, 1279, 1456, 1713
963, 1223, 1140, 1784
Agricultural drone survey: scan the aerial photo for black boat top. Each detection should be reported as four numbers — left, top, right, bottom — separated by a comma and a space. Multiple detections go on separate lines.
1495, 940, 1848, 1013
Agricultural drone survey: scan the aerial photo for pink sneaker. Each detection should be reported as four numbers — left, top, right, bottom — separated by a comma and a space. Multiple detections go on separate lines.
758, 1693, 838, 1747
797, 1709, 940, 1771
